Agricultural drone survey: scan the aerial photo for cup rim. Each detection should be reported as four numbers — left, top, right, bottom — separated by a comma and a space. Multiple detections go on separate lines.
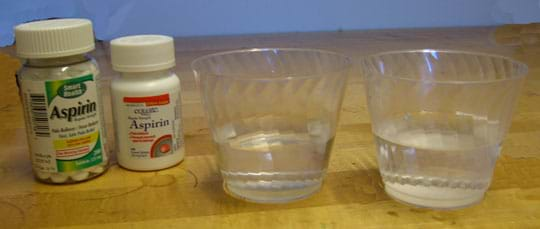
191, 47, 352, 81
361, 49, 529, 84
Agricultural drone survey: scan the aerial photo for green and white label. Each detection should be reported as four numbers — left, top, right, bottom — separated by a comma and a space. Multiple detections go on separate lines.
20, 74, 105, 173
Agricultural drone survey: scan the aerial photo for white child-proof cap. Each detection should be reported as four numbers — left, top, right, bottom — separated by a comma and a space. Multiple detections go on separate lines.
110, 35, 176, 72
15, 18, 95, 59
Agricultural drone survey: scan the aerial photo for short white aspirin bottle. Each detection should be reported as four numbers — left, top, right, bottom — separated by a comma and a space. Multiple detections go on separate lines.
110, 35, 185, 171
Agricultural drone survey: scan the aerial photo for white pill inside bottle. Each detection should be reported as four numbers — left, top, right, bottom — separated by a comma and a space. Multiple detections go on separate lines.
90, 165, 105, 174
70, 171, 90, 181
35, 171, 52, 180
50, 173, 69, 183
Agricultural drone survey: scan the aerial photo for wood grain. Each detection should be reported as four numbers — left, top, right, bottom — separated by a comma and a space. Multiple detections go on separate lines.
0, 26, 539, 228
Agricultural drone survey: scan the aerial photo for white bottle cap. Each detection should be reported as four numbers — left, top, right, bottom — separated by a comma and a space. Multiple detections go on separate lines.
110, 35, 176, 72
15, 18, 95, 59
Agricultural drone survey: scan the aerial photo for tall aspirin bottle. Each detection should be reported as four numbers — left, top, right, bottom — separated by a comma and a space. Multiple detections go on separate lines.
15, 18, 109, 183
110, 35, 185, 171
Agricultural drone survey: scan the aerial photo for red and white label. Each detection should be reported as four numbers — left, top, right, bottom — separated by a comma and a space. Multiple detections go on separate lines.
116, 93, 181, 159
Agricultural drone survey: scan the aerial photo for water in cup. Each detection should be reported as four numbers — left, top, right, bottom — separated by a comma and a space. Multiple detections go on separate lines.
214, 115, 334, 202
374, 111, 500, 209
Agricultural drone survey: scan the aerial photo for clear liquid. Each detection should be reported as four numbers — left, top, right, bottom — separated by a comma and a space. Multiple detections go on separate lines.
375, 114, 501, 209
214, 116, 334, 203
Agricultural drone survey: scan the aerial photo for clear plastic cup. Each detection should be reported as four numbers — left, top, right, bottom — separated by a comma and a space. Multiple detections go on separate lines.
192, 48, 351, 203
361, 49, 528, 209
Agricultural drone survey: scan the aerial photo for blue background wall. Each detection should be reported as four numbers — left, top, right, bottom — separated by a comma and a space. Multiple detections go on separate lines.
1, 0, 539, 46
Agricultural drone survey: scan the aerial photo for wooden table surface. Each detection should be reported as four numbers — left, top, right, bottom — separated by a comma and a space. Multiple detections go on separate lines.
0, 25, 539, 228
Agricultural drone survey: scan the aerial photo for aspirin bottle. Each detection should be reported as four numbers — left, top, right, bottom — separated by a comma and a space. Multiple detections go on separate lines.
110, 35, 185, 171
15, 18, 109, 183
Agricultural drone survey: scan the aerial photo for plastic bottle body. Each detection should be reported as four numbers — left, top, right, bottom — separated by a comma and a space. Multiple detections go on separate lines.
17, 54, 109, 183
111, 70, 184, 171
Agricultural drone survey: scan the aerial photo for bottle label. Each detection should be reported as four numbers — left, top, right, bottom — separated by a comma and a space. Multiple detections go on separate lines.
20, 74, 105, 173
121, 93, 181, 159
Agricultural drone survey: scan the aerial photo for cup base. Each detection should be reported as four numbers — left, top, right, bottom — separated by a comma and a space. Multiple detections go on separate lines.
384, 182, 485, 210
224, 181, 322, 204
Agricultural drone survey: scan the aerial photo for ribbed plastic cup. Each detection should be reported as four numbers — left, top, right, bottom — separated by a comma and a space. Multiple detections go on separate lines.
192, 48, 351, 203
361, 49, 528, 209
